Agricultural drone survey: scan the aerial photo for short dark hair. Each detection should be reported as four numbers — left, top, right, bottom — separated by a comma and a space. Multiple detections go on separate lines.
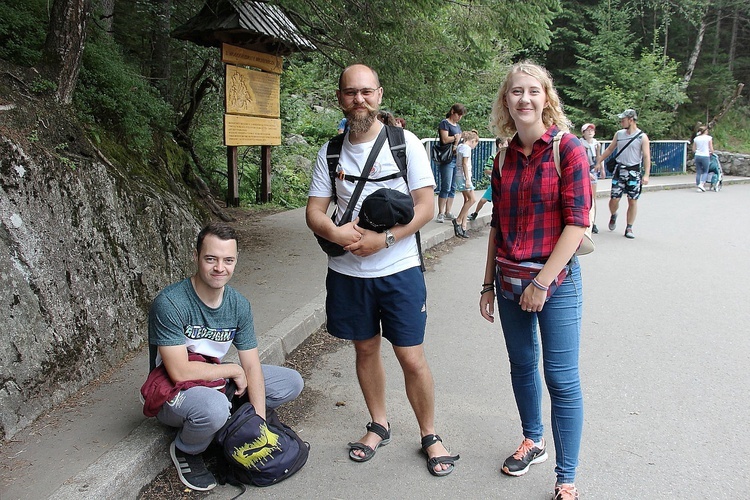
196, 222, 238, 254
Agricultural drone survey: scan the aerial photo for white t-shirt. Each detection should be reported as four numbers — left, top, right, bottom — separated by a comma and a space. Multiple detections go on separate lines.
308, 126, 436, 278
455, 143, 472, 187
693, 134, 712, 157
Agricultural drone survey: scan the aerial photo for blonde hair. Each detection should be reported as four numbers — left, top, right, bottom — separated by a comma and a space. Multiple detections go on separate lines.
489, 60, 570, 138
462, 129, 479, 142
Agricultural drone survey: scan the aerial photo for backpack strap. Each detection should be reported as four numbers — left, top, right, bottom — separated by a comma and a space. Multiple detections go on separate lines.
325, 132, 346, 203
496, 132, 564, 177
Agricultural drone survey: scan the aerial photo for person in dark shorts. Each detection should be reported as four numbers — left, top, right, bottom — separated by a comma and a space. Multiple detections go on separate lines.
306, 63, 459, 477
595, 109, 651, 239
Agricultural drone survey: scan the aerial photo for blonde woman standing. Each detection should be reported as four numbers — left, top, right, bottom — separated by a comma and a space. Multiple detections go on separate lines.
479, 61, 591, 500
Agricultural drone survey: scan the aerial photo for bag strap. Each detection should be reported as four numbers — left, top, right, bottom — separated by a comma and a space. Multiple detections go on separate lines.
496, 132, 563, 176
337, 127, 387, 225
611, 130, 643, 161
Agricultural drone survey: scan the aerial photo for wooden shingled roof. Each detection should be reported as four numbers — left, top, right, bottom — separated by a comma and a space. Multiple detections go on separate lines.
172, 0, 315, 56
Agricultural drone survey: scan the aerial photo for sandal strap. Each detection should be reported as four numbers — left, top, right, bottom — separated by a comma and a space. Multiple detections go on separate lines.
366, 421, 390, 441
420, 433, 442, 451
427, 454, 460, 468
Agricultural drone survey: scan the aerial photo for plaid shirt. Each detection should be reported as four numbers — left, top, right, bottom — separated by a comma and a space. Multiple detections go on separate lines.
490, 126, 591, 262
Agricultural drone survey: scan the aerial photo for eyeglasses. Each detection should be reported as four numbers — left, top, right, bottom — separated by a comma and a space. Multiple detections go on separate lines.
340, 87, 380, 98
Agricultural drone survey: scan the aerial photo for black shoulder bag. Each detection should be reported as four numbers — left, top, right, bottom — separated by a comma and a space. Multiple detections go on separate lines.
315, 127, 387, 257
606, 131, 643, 174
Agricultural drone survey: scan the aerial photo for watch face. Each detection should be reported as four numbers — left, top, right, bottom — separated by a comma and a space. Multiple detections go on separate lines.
386, 232, 395, 247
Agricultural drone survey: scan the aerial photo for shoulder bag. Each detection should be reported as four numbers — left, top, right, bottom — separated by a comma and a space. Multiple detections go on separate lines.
606, 131, 643, 174
315, 127, 387, 256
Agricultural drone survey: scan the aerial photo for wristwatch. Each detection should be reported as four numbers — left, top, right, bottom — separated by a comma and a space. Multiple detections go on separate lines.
384, 229, 396, 248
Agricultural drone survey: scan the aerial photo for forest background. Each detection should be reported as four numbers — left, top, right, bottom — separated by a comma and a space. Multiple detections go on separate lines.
1, 0, 748, 209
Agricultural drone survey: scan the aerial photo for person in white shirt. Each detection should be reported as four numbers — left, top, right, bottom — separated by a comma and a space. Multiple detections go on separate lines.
453, 129, 479, 238
692, 125, 714, 192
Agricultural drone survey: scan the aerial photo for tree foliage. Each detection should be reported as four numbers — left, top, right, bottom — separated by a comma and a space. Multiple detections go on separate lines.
1, 0, 748, 207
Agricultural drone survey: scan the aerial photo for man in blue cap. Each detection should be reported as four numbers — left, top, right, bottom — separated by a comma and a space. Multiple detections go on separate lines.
595, 109, 651, 239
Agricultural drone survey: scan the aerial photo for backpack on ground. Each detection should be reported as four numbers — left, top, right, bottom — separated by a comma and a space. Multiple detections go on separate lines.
214, 402, 309, 488
496, 132, 595, 255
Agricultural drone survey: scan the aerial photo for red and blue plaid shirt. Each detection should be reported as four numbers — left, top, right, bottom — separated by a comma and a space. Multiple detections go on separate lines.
490, 126, 591, 262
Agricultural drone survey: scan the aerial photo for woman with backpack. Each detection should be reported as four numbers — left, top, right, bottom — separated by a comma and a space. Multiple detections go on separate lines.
479, 61, 591, 500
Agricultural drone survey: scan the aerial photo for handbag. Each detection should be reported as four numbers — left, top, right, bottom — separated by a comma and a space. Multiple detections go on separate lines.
605, 131, 643, 174
495, 257, 569, 303
315, 127, 387, 256
431, 134, 454, 164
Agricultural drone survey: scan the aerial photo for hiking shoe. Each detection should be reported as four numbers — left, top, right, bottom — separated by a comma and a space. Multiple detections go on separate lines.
436, 213, 445, 223
624, 227, 635, 239
608, 213, 617, 231
592, 224, 599, 234
554, 483, 580, 500
467, 212, 478, 221
501, 438, 548, 476
170, 441, 217, 491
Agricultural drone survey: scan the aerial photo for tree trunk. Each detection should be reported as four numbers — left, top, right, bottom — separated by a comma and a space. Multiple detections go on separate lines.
728, 6, 739, 72
150, 0, 172, 100
711, 7, 722, 65
682, 11, 707, 87
42, 0, 91, 105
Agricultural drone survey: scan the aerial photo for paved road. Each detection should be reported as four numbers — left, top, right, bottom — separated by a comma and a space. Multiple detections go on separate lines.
2, 178, 749, 499
198, 185, 750, 498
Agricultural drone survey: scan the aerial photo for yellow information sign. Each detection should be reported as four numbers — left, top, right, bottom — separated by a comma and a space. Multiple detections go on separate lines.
224, 115, 281, 146
221, 43, 283, 74
225, 65, 280, 118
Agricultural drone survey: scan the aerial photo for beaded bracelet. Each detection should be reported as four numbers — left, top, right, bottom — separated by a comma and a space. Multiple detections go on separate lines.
531, 278, 549, 292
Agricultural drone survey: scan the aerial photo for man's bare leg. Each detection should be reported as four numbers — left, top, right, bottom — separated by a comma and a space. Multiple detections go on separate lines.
393, 344, 452, 473
350, 335, 389, 459
626, 198, 638, 225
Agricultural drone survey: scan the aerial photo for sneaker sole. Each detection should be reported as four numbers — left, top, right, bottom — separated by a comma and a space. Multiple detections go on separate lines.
170, 441, 217, 492
501, 451, 548, 477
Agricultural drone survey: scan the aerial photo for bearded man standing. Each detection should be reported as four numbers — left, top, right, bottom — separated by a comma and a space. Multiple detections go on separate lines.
305, 64, 459, 477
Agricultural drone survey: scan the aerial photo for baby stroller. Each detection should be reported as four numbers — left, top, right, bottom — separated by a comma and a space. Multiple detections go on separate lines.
707, 153, 723, 192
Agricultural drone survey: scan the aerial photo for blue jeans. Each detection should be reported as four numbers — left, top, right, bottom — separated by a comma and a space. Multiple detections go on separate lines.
495, 259, 583, 484
438, 159, 457, 199
695, 155, 710, 185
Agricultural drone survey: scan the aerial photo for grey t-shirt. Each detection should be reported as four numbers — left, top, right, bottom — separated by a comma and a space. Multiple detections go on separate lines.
148, 278, 257, 369
615, 129, 644, 167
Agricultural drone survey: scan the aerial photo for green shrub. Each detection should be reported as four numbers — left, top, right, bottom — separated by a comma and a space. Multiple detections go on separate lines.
0, 1, 47, 65
75, 32, 173, 155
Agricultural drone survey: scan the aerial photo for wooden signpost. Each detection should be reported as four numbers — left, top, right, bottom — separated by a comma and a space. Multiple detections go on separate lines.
221, 43, 282, 205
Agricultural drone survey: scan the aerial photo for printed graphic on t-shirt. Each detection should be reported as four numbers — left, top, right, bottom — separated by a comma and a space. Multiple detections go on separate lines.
184, 325, 236, 343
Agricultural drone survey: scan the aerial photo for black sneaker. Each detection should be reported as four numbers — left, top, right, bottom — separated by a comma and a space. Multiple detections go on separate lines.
501, 438, 548, 476
467, 212, 478, 221
170, 441, 217, 491
592, 224, 599, 234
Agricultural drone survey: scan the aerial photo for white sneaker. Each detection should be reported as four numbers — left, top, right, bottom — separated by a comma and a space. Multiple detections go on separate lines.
444, 212, 456, 220
697, 184, 705, 192
436, 213, 445, 223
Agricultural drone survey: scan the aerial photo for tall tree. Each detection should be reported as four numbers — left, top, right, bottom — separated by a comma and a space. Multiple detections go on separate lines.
41, 0, 91, 104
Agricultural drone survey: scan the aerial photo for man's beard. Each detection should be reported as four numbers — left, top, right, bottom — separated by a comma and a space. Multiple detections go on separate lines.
343, 103, 378, 134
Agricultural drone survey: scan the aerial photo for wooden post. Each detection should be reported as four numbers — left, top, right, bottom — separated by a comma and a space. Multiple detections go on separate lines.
227, 146, 239, 207
260, 145, 272, 202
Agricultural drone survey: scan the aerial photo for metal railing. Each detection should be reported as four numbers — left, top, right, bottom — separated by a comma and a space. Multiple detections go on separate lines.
422, 138, 689, 185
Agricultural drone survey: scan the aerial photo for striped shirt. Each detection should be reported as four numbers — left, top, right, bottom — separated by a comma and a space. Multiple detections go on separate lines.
490, 126, 591, 262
